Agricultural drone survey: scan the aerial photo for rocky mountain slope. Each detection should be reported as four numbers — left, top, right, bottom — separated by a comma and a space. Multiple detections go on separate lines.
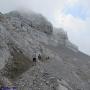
0, 10, 90, 90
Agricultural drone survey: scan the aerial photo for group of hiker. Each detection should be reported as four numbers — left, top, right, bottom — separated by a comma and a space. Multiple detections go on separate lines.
32, 53, 41, 65
32, 53, 49, 65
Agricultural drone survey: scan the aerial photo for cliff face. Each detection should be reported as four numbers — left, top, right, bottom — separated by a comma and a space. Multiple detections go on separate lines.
0, 11, 90, 90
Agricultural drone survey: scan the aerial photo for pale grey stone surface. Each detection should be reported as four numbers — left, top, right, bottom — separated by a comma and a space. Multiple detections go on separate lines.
0, 11, 89, 90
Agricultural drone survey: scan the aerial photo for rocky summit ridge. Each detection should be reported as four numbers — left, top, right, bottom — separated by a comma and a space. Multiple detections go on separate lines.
0, 10, 90, 90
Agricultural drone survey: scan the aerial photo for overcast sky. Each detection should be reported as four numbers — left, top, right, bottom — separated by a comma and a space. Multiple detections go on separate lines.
0, 0, 90, 55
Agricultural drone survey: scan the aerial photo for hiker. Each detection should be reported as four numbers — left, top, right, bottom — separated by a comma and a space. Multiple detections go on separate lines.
46, 56, 49, 60
38, 54, 41, 60
33, 57, 36, 63
33, 54, 37, 65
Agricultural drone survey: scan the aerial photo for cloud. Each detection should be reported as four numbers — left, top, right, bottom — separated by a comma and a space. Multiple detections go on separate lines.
54, 8, 90, 55
51, 0, 90, 55
67, 0, 78, 6
0, 0, 90, 55
54, 11, 86, 30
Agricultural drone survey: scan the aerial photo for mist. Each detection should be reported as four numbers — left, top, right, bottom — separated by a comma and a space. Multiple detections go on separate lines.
0, 0, 90, 55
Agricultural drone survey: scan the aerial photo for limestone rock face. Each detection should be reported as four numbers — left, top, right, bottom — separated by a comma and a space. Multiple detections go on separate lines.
6, 11, 53, 34
53, 28, 68, 45
0, 10, 90, 90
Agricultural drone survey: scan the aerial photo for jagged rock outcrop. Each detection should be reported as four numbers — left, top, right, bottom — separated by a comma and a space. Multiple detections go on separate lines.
53, 28, 78, 52
5, 11, 78, 51
5, 11, 53, 34
0, 10, 90, 90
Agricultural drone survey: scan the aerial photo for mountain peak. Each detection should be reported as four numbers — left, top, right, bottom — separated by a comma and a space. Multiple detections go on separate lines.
0, 10, 90, 90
